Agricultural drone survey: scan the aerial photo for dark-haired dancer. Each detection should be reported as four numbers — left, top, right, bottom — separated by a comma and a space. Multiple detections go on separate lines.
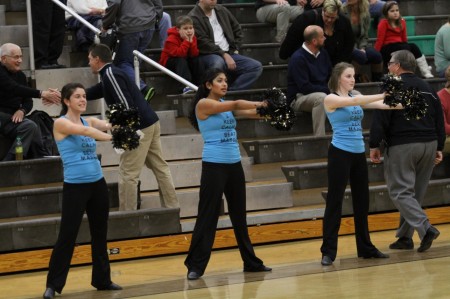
43, 83, 121, 299
184, 69, 271, 280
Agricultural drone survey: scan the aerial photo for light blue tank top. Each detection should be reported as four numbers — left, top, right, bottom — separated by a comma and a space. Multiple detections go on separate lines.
197, 104, 240, 163
56, 117, 103, 183
326, 105, 365, 153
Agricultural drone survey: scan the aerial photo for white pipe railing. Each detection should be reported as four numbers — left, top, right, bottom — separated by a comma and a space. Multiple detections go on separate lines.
49, 0, 104, 118
133, 50, 198, 91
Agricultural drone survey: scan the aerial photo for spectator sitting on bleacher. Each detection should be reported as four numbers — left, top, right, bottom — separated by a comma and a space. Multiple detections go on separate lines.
65, 0, 107, 52
434, 16, 450, 78
374, 1, 434, 78
287, 25, 331, 136
279, 0, 355, 67
254, 0, 304, 43
0, 50, 60, 106
437, 66, 450, 154
188, 0, 263, 91
159, 16, 199, 94
0, 43, 53, 161
342, 0, 384, 82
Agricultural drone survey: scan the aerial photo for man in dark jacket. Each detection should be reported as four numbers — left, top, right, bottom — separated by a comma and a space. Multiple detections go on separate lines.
279, 0, 354, 66
188, 0, 262, 90
86, 44, 179, 211
369, 50, 445, 253
0, 43, 54, 161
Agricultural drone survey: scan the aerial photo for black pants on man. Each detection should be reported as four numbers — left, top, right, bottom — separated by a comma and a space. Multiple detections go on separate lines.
31, 0, 66, 68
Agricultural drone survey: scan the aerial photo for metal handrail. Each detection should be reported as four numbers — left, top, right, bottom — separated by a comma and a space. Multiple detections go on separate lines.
133, 50, 198, 91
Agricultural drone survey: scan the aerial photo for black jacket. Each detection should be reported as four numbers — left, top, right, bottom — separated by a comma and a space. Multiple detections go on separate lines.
279, 8, 354, 66
86, 63, 158, 130
0, 64, 33, 115
369, 73, 445, 151
0, 63, 40, 101
188, 4, 243, 55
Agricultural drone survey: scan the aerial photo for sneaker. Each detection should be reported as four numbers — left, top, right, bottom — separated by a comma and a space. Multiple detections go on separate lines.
141, 85, 155, 102
182, 86, 194, 94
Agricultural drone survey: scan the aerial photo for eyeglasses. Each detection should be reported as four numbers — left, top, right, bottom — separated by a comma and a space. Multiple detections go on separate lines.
3, 55, 23, 60
388, 61, 398, 66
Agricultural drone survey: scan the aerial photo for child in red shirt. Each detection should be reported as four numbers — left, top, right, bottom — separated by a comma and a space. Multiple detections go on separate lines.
374, 1, 433, 78
159, 16, 199, 93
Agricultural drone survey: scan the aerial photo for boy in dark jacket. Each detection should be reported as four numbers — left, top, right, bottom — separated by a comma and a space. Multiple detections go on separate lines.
159, 16, 199, 93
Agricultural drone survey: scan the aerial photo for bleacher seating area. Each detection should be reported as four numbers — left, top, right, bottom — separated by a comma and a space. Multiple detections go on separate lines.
0, 0, 450, 274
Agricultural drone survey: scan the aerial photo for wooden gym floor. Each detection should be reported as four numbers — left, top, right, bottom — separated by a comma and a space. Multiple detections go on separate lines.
1, 224, 449, 299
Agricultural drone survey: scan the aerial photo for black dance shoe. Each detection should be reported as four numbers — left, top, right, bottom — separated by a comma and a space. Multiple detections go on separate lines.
418, 226, 440, 252
43, 287, 55, 299
321, 256, 333, 266
97, 282, 123, 291
243, 265, 272, 272
187, 271, 202, 280
362, 250, 389, 259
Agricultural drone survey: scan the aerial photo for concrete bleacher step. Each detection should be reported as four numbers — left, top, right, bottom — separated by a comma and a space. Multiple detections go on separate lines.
321, 178, 450, 216
96, 133, 204, 166
0, 157, 63, 188
282, 157, 450, 190
102, 156, 254, 191
181, 204, 325, 232
0, 207, 181, 252
0, 182, 119, 219
141, 64, 288, 104
242, 135, 333, 164
398, 0, 450, 16
140, 180, 293, 218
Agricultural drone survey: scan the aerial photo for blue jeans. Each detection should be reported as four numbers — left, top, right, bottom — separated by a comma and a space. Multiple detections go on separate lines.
114, 28, 153, 90
196, 53, 262, 91
351, 47, 383, 65
150, 12, 171, 48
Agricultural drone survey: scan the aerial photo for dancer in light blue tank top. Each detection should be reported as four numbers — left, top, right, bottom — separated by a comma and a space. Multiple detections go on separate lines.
184, 69, 272, 280
43, 83, 121, 299
320, 62, 402, 266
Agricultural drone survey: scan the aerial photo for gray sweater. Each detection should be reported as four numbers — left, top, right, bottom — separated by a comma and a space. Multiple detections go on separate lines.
103, 0, 162, 34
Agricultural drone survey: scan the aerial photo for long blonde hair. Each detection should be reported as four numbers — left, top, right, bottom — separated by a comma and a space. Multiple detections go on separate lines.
343, 0, 370, 22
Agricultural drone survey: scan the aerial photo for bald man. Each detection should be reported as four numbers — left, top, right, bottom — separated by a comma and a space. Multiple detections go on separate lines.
287, 25, 332, 136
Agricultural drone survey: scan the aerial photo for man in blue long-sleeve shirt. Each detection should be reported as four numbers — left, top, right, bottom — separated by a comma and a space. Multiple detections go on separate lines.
287, 25, 331, 136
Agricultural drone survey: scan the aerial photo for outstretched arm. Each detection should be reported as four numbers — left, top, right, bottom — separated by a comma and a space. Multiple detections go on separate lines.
53, 117, 112, 141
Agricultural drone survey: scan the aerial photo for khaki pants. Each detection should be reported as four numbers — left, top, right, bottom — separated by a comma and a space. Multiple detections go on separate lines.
118, 121, 179, 211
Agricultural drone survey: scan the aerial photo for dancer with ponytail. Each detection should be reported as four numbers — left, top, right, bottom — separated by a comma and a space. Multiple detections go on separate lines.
184, 69, 271, 280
